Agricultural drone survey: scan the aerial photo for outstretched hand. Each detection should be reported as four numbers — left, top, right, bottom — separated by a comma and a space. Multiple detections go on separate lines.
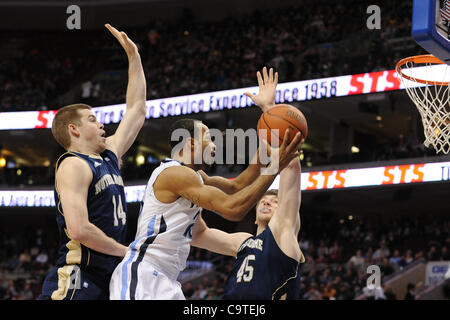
105, 24, 139, 59
244, 67, 278, 113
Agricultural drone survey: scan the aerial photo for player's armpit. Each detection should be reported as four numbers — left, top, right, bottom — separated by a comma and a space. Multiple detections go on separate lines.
191, 214, 251, 257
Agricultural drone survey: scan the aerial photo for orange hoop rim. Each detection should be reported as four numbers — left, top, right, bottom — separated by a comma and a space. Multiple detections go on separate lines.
396, 54, 449, 86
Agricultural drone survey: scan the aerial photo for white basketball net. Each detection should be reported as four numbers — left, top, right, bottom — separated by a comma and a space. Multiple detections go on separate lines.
398, 60, 450, 154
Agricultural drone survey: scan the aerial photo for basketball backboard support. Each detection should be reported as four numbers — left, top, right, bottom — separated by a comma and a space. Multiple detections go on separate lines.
412, 0, 450, 64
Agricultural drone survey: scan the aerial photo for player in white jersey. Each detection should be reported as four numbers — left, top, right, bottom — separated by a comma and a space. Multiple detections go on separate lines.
109, 158, 205, 299
110, 67, 301, 300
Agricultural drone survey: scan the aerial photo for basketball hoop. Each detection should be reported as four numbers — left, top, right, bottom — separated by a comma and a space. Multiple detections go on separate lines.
396, 54, 450, 154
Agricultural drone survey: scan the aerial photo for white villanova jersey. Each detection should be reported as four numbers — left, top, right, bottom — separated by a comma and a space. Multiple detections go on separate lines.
128, 159, 202, 280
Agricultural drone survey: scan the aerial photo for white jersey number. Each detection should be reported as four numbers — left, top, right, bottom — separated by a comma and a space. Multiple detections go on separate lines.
236, 254, 255, 283
112, 195, 126, 227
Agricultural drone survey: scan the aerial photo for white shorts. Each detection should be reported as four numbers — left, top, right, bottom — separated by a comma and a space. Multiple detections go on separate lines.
109, 259, 185, 300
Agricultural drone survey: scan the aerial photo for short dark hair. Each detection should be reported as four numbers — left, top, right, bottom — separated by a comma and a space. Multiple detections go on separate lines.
168, 118, 201, 149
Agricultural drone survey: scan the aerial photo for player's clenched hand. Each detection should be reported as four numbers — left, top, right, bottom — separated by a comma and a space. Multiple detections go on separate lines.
244, 67, 278, 113
105, 24, 139, 59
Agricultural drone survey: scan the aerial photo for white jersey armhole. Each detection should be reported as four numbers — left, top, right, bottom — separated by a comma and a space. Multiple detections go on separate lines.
146, 159, 204, 206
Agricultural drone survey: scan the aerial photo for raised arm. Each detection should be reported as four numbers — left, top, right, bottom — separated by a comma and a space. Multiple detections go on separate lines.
198, 67, 279, 194
56, 157, 127, 257
155, 131, 302, 221
190, 214, 251, 257
198, 149, 263, 194
272, 157, 302, 234
156, 165, 278, 222
105, 24, 146, 159
268, 156, 303, 262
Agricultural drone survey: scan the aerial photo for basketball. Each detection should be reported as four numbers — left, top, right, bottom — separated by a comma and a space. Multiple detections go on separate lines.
257, 104, 308, 146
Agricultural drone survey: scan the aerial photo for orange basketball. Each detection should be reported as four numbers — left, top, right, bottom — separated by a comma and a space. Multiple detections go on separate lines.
257, 104, 308, 146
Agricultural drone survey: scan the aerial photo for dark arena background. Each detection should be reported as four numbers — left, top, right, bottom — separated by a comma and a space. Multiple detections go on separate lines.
0, 0, 449, 308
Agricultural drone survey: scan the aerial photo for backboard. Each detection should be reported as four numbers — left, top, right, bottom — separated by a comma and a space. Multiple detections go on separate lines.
412, 0, 450, 64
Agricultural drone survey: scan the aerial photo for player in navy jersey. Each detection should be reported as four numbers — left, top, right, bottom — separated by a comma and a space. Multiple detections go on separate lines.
193, 157, 304, 300
191, 67, 304, 300
39, 24, 146, 300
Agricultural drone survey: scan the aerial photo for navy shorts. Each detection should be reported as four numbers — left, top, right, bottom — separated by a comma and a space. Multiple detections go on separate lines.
39, 265, 110, 300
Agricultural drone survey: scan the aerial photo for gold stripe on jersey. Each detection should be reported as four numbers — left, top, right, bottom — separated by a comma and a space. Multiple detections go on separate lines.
64, 228, 82, 265
86, 248, 90, 266
66, 241, 82, 265
271, 268, 299, 300
50, 265, 75, 300
56, 200, 63, 216
299, 249, 305, 263
54, 151, 78, 194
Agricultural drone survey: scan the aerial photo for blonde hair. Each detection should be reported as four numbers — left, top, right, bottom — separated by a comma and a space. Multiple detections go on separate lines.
51, 104, 92, 149
257, 189, 278, 207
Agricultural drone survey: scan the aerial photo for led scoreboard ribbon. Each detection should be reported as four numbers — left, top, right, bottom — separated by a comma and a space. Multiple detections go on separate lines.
0, 67, 410, 130
2, 161, 449, 207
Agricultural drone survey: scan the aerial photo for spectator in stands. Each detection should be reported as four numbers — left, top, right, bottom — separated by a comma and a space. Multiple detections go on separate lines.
316, 240, 328, 258
305, 267, 319, 286
400, 249, 414, 268
342, 267, 355, 286
192, 283, 208, 300
389, 249, 402, 268
415, 250, 424, 260
364, 231, 377, 248
348, 249, 364, 270
328, 241, 343, 262
427, 246, 439, 261
4, 280, 18, 300
373, 243, 390, 261
2, 199, 450, 300
404, 282, 416, 300
303, 282, 322, 300
381, 257, 395, 276
323, 282, 337, 300
440, 246, 450, 260
0, 273, 8, 297
35, 251, 48, 267
442, 279, 450, 299
298, 236, 310, 253
316, 253, 328, 264
383, 285, 397, 300
183, 281, 195, 299
18, 250, 31, 271
319, 268, 333, 285
22, 282, 34, 300
336, 282, 354, 300
0, 0, 418, 113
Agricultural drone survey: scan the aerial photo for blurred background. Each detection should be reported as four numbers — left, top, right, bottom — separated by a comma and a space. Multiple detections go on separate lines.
0, 0, 449, 300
